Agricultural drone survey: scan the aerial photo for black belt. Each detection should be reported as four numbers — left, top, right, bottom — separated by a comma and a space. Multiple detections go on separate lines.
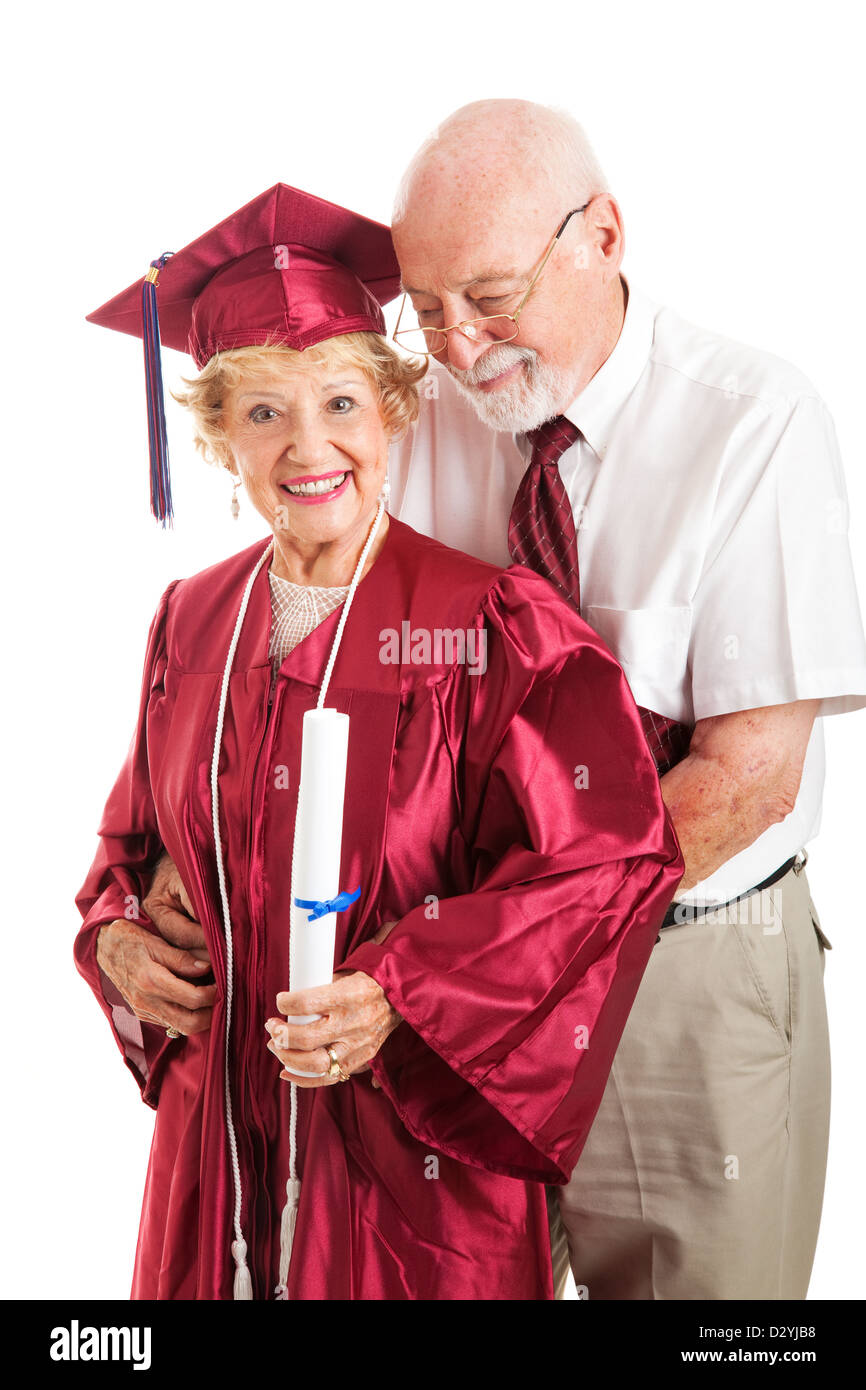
660, 855, 799, 931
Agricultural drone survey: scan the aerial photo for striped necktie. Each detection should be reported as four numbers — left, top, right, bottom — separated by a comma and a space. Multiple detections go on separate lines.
508, 416, 582, 608
507, 416, 691, 775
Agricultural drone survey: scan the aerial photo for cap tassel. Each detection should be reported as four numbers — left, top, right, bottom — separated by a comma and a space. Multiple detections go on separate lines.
141, 253, 174, 526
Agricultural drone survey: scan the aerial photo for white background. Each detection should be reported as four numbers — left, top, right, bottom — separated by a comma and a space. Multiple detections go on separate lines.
2, 0, 863, 1300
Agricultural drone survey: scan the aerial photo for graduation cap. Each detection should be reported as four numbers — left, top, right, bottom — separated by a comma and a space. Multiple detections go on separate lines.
86, 184, 402, 526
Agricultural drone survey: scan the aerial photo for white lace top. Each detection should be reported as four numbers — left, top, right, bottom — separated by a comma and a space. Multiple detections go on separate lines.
267, 566, 349, 693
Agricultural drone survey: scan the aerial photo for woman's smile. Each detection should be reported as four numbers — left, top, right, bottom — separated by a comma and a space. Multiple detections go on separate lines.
280, 468, 351, 503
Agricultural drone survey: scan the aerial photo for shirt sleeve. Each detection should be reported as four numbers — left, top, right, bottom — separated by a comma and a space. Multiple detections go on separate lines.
689, 392, 866, 720
73, 579, 180, 1108
341, 567, 684, 1184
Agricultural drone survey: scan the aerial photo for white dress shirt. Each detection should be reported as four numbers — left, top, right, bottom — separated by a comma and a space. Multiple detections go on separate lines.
388, 274, 866, 904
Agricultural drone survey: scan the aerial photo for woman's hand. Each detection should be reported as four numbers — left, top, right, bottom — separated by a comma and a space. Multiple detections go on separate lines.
97, 918, 216, 1036
265, 971, 402, 1089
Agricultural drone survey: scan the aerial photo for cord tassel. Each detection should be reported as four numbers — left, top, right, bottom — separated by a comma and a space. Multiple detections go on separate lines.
141, 253, 174, 526
232, 1238, 254, 1300
274, 1176, 302, 1299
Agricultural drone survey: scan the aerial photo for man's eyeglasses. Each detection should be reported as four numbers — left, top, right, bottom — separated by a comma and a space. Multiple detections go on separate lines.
392, 202, 591, 358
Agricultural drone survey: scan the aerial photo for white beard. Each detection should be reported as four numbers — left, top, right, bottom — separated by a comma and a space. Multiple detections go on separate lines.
446, 343, 577, 434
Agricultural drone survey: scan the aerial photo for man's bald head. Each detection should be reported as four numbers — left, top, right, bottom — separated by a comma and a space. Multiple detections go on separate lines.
393, 99, 609, 230
392, 101, 625, 433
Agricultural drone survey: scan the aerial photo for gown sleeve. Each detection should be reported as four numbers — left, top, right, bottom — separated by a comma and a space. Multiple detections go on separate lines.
341, 566, 684, 1183
73, 579, 180, 1108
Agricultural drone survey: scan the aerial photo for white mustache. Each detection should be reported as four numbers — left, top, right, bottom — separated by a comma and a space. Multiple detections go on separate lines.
448, 343, 537, 388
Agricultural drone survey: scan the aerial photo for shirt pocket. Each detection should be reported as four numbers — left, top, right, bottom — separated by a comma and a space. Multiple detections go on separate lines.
581, 604, 693, 718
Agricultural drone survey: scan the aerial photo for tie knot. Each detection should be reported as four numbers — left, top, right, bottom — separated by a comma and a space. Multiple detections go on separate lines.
525, 416, 580, 469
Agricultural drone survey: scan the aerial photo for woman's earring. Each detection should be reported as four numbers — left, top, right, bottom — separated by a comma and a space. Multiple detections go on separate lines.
378, 474, 391, 507
231, 477, 241, 520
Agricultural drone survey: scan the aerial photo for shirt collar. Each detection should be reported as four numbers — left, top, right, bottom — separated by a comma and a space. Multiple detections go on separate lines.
558, 274, 657, 460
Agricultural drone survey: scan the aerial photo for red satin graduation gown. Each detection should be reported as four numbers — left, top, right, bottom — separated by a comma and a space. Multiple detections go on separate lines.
74, 516, 683, 1300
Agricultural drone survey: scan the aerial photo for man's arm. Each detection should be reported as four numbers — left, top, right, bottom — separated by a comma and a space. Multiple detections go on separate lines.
142, 700, 818, 920
660, 699, 820, 893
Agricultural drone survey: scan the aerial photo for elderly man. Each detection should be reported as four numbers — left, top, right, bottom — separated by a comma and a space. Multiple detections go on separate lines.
138, 99, 865, 1300
379, 99, 866, 1300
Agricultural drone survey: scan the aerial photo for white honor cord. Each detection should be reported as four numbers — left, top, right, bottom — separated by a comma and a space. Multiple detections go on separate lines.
211, 500, 385, 1301
211, 536, 275, 1300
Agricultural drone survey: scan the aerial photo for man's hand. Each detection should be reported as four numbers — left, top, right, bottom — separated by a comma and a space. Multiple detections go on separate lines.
143, 852, 210, 964
97, 918, 216, 1035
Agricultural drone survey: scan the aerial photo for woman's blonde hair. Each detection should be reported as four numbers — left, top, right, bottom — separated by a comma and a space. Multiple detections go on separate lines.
173, 332, 427, 470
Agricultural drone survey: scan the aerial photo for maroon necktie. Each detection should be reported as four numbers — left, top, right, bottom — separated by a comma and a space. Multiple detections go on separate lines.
508, 417, 691, 775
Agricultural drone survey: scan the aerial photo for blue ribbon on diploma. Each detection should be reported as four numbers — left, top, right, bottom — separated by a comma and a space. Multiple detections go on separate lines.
294, 885, 362, 922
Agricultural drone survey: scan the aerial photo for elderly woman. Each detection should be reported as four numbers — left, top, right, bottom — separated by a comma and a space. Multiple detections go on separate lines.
75, 184, 682, 1301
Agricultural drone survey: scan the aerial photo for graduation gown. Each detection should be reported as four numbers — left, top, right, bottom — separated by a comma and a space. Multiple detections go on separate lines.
74, 515, 683, 1300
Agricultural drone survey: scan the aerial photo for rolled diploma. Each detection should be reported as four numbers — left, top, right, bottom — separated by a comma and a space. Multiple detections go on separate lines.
283, 707, 350, 1077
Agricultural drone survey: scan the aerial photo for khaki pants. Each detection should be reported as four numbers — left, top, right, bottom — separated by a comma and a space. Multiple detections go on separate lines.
550, 861, 831, 1300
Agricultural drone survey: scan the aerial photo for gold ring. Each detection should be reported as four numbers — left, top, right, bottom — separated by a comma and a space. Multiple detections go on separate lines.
166, 1026, 181, 1039
326, 1046, 351, 1082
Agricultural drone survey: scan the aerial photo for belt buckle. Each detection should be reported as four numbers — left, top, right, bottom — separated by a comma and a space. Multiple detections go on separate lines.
793, 849, 808, 876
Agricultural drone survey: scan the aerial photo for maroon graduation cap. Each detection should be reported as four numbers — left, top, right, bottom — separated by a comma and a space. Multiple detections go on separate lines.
87, 184, 402, 526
